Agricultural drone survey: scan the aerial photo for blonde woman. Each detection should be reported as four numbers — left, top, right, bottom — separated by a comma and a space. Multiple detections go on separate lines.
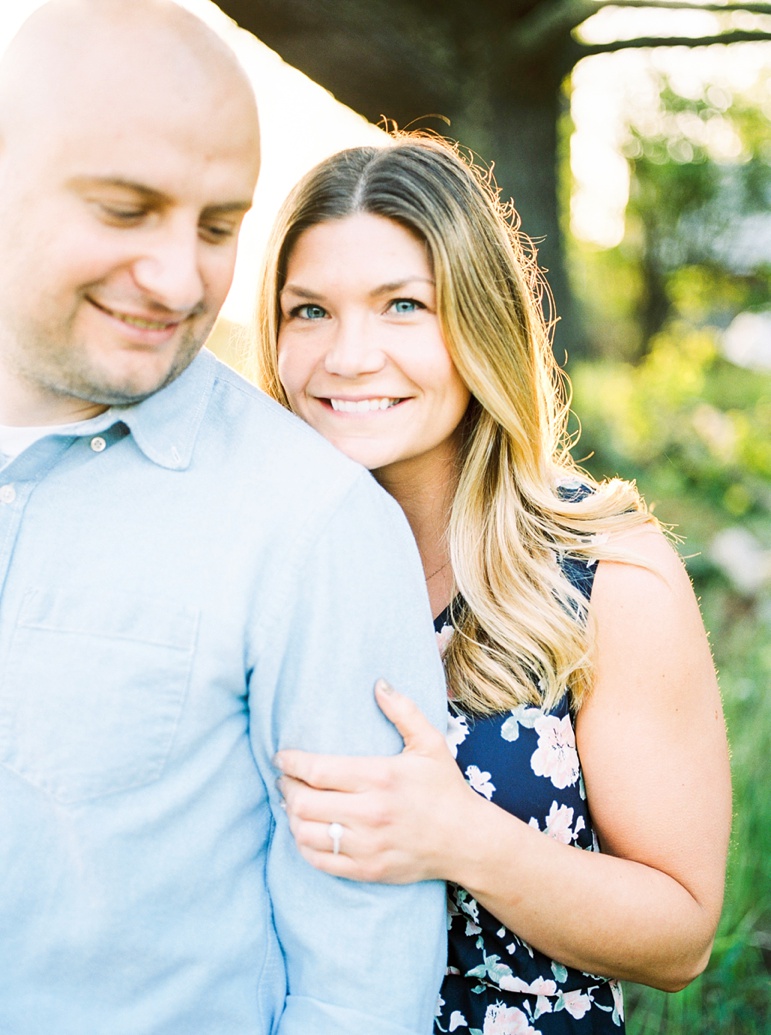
255, 135, 731, 1035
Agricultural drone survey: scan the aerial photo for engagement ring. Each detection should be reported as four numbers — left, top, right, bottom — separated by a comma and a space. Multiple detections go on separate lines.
328, 822, 344, 855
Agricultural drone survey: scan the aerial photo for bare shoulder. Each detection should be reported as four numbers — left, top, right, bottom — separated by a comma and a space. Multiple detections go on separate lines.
576, 522, 731, 904
593, 522, 699, 607
579, 520, 724, 751
588, 523, 716, 683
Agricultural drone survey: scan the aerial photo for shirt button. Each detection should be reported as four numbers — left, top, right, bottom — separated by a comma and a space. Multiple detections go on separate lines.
0, 484, 16, 504
90, 436, 107, 453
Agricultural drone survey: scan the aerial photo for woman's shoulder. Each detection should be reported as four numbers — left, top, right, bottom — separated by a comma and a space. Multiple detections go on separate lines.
591, 523, 692, 605
577, 520, 724, 776
583, 524, 701, 698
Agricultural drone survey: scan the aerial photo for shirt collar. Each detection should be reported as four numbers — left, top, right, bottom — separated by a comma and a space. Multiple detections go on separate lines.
110, 349, 217, 471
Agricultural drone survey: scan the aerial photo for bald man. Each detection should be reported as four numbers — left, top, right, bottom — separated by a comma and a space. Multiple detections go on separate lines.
0, 2, 447, 1033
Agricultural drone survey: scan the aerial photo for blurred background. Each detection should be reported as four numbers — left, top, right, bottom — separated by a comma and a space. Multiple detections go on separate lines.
3, 2, 768, 1031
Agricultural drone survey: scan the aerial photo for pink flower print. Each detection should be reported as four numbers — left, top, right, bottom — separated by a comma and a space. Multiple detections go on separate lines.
542, 802, 581, 844
499, 976, 557, 997
497, 977, 557, 1021
482, 1003, 538, 1034
449, 1011, 468, 1031
446, 710, 470, 758
560, 989, 592, 1019
465, 765, 496, 800
530, 714, 579, 789
436, 622, 455, 656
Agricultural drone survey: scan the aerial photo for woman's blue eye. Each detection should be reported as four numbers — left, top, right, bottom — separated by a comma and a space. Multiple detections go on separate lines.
390, 298, 423, 314
294, 304, 327, 320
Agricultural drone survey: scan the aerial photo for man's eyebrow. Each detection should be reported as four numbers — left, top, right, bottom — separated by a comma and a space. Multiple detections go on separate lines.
67, 177, 167, 203
67, 177, 253, 214
203, 199, 254, 216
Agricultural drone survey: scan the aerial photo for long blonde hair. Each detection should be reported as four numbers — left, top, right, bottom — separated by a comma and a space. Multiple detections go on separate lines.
254, 134, 651, 714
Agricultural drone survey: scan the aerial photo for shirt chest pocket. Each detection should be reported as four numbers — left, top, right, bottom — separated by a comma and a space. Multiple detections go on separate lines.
0, 587, 199, 805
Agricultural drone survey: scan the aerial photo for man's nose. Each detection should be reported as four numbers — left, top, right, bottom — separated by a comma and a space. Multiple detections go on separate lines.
131, 224, 205, 313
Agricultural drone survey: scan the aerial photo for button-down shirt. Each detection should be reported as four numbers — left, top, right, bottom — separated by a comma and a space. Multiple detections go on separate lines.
0, 349, 447, 1035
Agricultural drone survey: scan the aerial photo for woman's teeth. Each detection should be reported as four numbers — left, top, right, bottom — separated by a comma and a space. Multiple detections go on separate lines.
330, 398, 400, 413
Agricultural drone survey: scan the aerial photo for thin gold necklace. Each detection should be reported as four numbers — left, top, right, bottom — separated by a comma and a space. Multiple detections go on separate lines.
425, 559, 450, 581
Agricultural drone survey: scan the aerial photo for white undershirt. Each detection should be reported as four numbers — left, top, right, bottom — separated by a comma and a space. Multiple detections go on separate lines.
0, 411, 113, 461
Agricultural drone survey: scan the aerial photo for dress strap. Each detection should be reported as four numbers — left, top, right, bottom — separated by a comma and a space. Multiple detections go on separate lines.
560, 552, 598, 603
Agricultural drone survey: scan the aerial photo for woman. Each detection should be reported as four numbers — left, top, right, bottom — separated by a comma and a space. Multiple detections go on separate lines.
254, 134, 731, 1034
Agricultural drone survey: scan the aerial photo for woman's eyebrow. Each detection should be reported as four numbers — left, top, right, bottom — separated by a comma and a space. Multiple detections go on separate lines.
280, 276, 435, 301
280, 284, 326, 300
370, 277, 435, 296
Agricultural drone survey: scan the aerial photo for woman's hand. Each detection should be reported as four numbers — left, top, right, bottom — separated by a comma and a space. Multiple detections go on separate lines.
275, 679, 473, 884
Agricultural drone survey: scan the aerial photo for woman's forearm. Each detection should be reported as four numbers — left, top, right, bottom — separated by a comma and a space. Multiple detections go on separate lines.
445, 786, 720, 990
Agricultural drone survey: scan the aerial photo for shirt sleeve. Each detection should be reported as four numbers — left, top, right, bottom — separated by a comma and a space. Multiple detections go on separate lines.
247, 470, 448, 1035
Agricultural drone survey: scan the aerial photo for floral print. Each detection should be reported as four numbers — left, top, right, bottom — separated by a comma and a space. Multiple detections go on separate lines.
530, 714, 580, 790
532, 801, 586, 845
447, 709, 472, 757
465, 765, 496, 800
434, 554, 624, 1034
481, 1003, 538, 1034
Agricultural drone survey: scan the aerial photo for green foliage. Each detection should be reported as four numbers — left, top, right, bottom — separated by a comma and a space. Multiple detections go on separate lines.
569, 330, 771, 1034
570, 68, 771, 360
572, 326, 771, 538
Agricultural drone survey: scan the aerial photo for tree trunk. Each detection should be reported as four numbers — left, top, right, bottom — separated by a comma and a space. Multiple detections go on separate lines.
444, 37, 585, 361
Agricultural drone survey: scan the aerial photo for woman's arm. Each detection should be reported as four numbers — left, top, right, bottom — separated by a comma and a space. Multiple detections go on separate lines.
446, 530, 731, 988
277, 527, 732, 990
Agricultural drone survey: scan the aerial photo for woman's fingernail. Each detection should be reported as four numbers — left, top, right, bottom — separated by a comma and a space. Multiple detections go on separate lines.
375, 678, 395, 695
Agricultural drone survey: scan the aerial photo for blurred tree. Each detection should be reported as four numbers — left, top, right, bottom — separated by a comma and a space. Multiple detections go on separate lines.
623, 76, 771, 348
571, 71, 771, 358
218, 0, 771, 358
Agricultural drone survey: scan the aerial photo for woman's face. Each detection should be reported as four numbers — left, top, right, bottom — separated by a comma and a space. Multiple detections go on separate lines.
276, 213, 471, 485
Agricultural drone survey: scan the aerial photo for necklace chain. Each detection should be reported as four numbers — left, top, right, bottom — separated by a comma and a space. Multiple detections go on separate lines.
425, 558, 450, 581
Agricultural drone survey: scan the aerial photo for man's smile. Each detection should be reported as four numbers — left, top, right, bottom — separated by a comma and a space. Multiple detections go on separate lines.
88, 297, 186, 332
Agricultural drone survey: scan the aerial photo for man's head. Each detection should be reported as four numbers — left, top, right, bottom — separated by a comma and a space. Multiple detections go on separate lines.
0, 0, 260, 424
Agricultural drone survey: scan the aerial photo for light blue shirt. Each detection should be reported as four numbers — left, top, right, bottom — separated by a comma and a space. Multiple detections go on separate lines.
0, 350, 447, 1035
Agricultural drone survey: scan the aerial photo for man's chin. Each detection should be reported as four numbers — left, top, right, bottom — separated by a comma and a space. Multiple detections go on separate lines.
64, 342, 204, 407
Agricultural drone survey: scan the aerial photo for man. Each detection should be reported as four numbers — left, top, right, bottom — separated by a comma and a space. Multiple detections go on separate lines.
0, 2, 447, 1032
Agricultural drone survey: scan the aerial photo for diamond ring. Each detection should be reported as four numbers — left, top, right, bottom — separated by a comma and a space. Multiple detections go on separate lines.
328, 822, 344, 855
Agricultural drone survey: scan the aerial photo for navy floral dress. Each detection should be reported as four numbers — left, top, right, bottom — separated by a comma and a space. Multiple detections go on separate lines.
434, 555, 624, 1035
